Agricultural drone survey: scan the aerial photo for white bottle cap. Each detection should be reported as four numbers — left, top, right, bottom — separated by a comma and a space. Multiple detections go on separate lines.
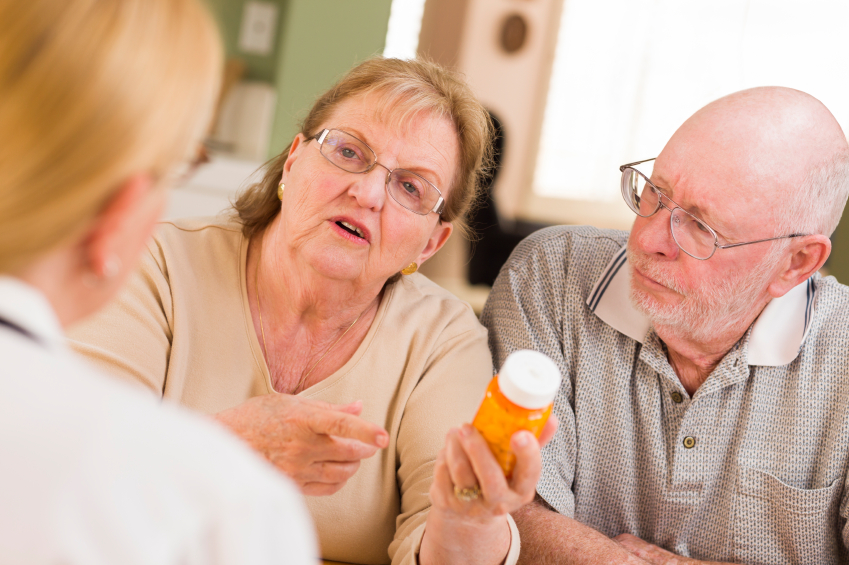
498, 350, 562, 409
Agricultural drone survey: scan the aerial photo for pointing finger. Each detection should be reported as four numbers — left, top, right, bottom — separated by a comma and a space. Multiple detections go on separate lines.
330, 400, 363, 416
306, 409, 389, 448
328, 436, 380, 461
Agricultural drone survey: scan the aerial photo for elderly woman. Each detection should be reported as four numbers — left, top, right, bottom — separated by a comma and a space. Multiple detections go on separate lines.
70, 58, 552, 565
0, 0, 315, 562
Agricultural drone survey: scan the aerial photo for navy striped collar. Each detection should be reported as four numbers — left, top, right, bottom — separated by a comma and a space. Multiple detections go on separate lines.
586, 247, 816, 367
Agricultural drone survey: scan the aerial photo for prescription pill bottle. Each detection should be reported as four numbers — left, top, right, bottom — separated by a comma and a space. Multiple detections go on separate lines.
472, 350, 561, 477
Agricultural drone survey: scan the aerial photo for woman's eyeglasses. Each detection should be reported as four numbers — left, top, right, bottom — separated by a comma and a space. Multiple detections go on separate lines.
313, 128, 445, 216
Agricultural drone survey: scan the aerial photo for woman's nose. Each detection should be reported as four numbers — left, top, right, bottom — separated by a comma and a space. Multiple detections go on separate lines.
632, 207, 679, 260
348, 166, 387, 210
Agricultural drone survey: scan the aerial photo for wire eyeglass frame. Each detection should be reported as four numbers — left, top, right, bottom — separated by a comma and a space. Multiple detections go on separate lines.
312, 128, 445, 216
620, 158, 806, 260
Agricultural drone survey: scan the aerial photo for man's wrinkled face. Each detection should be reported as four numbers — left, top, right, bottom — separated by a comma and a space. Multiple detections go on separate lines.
625, 148, 782, 343
627, 240, 780, 343
625, 87, 847, 346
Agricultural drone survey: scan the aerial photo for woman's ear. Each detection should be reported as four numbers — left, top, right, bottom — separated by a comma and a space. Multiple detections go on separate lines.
768, 234, 831, 298
82, 173, 161, 281
281, 134, 307, 183
416, 221, 453, 266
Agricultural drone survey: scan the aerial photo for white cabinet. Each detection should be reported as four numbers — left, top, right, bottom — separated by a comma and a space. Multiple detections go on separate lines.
164, 156, 266, 220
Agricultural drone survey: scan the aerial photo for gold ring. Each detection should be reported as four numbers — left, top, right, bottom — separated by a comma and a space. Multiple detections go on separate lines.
453, 485, 481, 501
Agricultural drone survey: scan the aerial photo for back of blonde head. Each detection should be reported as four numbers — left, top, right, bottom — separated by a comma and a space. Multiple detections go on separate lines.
0, 0, 222, 272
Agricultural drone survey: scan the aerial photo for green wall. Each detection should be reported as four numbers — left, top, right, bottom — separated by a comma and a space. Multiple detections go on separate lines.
204, 0, 393, 156
204, 0, 286, 83
829, 209, 849, 284
270, 0, 393, 153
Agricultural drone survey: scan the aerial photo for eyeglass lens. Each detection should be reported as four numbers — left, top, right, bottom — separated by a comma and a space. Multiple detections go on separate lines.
620, 167, 659, 217
670, 208, 715, 259
320, 130, 375, 173
318, 129, 440, 215
621, 167, 716, 260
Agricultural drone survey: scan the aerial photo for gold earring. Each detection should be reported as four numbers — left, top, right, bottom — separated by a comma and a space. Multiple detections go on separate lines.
277, 182, 285, 200
401, 262, 418, 275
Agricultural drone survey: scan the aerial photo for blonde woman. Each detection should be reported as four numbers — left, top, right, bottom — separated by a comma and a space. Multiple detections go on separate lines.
0, 0, 315, 563
70, 57, 556, 565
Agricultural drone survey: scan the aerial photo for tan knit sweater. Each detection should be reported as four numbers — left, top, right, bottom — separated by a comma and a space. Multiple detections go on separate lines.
68, 217, 519, 565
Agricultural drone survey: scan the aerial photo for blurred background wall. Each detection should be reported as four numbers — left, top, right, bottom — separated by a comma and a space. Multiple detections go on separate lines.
185, 0, 849, 300
204, 0, 393, 154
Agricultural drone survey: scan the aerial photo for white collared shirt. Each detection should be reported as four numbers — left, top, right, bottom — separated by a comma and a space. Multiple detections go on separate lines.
586, 245, 817, 366
0, 276, 317, 564
482, 225, 849, 564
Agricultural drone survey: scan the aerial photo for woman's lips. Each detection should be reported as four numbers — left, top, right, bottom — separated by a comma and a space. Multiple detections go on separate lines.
330, 219, 370, 245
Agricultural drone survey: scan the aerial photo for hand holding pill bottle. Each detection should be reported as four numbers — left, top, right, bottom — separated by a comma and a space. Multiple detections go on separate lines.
471, 350, 562, 477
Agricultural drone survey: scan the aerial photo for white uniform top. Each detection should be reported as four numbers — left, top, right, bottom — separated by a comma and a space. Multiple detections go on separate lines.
0, 276, 317, 565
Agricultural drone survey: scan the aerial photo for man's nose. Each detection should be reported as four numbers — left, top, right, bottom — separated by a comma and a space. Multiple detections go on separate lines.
632, 206, 679, 260
348, 165, 388, 210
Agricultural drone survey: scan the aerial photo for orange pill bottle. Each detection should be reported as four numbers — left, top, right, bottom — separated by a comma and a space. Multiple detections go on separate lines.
472, 350, 562, 477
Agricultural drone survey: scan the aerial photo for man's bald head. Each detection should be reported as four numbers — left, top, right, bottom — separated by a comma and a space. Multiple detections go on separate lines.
657, 86, 849, 237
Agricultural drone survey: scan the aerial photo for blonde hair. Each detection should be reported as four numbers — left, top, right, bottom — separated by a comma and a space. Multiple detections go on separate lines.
0, 0, 222, 272
233, 57, 493, 240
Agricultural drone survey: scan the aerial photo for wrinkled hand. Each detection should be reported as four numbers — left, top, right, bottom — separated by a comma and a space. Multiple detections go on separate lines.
615, 534, 733, 565
431, 416, 558, 522
421, 418, 558, 565
215, 394, 388, 496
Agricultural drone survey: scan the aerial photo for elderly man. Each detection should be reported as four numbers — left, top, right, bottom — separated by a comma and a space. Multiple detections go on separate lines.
481, 86, 849, 565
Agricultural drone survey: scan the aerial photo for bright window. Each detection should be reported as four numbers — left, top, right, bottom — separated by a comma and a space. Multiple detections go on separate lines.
533, 0, 849, 204
384, 0, 427, 60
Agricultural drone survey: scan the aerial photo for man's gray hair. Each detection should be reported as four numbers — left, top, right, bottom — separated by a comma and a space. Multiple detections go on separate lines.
776, 150, 849, 238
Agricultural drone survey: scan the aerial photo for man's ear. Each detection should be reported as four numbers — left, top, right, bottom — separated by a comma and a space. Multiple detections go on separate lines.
416, 221, 453, 266
768, 234, 831, 298
81, 173, 159, 278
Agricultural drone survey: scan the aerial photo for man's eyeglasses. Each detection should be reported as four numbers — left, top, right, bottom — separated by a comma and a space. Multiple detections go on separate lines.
619, 158, 805, 260
312, 128, 445, 216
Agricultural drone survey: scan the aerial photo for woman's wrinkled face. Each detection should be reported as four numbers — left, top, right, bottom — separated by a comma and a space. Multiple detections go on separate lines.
276, 93, 459, 287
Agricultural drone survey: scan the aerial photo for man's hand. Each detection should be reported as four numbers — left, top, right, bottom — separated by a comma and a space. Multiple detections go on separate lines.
614, 534, 735, 565
215, 395, 388, 495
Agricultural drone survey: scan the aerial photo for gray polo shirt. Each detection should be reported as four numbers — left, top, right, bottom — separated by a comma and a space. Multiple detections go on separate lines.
481, 225, 849, 565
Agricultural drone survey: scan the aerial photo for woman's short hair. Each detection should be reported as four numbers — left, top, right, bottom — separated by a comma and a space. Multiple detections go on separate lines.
234, 57, 493, 240
0, 0, 222, 272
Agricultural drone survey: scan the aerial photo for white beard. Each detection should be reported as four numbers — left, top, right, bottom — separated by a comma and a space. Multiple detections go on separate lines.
626, 244, 779, 344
